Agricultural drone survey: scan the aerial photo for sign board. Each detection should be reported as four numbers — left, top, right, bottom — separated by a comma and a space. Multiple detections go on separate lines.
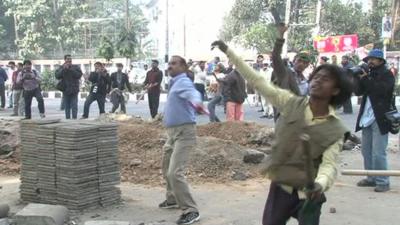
313, 34, 358, 53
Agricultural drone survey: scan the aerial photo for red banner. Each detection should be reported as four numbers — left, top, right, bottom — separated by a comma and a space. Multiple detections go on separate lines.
313, 34, 358, 53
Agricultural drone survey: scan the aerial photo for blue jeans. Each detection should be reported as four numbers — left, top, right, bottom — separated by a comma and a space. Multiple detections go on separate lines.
361, 121, 390, 186
208, 95, 222, 122
64, 93, 78, 119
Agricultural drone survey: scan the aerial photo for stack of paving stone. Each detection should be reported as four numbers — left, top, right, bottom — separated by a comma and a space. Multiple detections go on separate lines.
36, 123, 61, 204
55, 123, 101, 211
19, 119, 60, 203
96, 122, 121, 207
20, 120, 121, 211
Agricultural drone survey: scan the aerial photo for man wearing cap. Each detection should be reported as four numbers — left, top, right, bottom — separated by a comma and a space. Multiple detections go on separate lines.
144, 60, 163, 118
353, 49, 394, 192
271, 23, 311, 120
110, 63, 132, 114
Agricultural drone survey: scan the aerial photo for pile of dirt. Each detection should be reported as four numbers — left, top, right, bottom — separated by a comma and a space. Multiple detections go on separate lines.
118, 120, 274, 185
0, 119, 21, 175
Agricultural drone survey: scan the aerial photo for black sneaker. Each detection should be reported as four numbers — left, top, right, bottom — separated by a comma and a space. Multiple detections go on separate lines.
158, 200, 179, 209
176, 212, 200, 225
374, 185, 390, 193
357, 179, 376, 187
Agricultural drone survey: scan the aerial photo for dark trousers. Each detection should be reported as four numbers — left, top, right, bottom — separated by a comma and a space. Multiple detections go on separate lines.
0, 84, 5, 108
24, 88, 45, 119
60, 94, 65, 110
342, 98, 353, 114
111, 94, 126, 113
262, 182, 325, 225
208, 95, 222, 122
64, 93, 78, 119
148, 92, 160, 118
194, 83, 206, 101
83, 93, 106, 118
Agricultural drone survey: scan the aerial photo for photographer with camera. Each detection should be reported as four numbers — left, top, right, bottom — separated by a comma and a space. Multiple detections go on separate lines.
81, 62, 111, 119
55, 54, 83, 119
353, 49, 395, 193
17, 60, 45, 119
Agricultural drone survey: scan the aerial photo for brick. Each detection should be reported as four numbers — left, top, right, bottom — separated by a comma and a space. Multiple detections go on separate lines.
84, 221, 132, 225
15, 204, 68, 225
0, 204, 9, 218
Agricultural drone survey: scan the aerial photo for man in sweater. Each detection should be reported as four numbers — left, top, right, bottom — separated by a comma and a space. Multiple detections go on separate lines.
160, 55, 203, 225
110, 63, 132, 114
81, 62, 111, 119
18, 60, 45, 119
212, 40, 351, 225
55, 54, 83, 119
353, 49, 395, 192
144, 60, 163, 118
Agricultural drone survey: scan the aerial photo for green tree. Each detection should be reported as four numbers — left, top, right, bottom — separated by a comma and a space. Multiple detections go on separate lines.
97, 36, 114, 62
220, 0, 397, 53
242, 22, 276, 53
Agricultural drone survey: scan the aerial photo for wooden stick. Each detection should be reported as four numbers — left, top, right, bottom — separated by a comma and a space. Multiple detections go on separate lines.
342, 169, 400, 176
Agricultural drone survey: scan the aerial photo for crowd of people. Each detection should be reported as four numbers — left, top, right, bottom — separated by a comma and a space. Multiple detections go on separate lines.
1, 22, 400, 225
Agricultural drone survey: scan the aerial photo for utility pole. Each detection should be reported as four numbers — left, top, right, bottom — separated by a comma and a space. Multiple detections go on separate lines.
282, 0, 291, 56
165, 0, 170, 86
183, 12, 187, 58
315, 0, 322, 35
125, 0, 130, 29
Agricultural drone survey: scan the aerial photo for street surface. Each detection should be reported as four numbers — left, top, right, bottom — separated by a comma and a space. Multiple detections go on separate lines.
0, 98, 399, 225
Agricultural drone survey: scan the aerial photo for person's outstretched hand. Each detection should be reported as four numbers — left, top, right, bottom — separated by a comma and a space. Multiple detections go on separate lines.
211, 40, 228, 53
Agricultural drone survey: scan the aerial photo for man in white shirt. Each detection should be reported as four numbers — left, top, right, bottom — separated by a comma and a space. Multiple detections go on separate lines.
193, 61, 207, 101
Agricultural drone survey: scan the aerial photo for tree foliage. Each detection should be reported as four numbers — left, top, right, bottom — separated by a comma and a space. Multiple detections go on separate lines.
97, 36, 114, 62
220, 0, 397, 53
0, 0, 150, 59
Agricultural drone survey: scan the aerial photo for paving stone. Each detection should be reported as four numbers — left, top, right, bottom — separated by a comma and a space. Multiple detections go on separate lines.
15, 203, 68, 225
243, 149, 265, 164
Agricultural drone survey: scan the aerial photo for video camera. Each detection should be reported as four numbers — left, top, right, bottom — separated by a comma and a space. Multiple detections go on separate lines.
347, 63, 369, 76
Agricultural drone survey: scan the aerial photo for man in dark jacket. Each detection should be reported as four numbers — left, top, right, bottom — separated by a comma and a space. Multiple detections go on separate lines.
81, 62, 111, 119
110, 63, 132, 114
0, 67, 7, 110
143, 60, 163, 118
341, 55, 354, 114
55, 54, 83, 119
353, 49, 394, 193
271, 23, 311, 121
215, 69, 247, 121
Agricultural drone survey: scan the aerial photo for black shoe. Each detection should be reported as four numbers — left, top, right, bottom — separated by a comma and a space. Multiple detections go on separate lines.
260, 115, 269, 118
158, 200, 179, 209
357, 179, 376, 187
176, 212, 200, 225
257, 109, 264, 112
374, 185, 390, 192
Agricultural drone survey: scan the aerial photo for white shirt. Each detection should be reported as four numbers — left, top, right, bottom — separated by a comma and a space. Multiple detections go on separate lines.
359, 97, 376, 128
193, 66, 207, 85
